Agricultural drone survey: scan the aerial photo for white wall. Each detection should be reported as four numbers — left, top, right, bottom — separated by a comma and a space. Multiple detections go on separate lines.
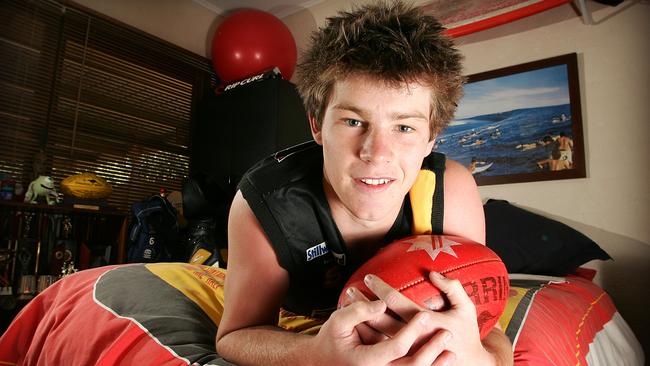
72, 0, 650, 352
458, 2, 649, 246
455, 2, 650, 351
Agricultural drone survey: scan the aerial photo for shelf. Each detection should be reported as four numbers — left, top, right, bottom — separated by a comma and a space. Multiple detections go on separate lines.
0, 200, 127, 216
0, 200, 130, 283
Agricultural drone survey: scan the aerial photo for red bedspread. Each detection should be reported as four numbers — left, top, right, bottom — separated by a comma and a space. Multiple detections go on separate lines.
0, 264, 644, 365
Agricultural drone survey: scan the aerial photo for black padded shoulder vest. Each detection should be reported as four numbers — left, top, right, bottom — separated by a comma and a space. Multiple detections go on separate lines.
238, 141, 446, 317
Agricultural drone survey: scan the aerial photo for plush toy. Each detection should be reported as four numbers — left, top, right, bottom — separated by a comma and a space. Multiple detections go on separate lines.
24, 176, 60, 205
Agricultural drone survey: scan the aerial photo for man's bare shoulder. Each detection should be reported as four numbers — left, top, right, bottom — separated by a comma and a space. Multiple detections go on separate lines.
227, 192, 286, 271
442, 158, 485, 244
445, 158, 475, 183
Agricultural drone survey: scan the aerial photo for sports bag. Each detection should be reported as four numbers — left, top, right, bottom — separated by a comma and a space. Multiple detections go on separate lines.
127, 195, 181, 262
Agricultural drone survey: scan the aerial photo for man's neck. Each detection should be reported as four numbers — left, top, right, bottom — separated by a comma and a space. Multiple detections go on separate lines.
332, 204, 402, 264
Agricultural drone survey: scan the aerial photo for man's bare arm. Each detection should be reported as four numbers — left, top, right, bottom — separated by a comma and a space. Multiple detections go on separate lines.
216, 192, 449, 365
216, 191, 303, 364
442, 159, 486, 244
482, 325, 514, 366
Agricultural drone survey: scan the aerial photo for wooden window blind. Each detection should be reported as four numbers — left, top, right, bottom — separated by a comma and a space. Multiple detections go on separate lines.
0, 0, 215, 210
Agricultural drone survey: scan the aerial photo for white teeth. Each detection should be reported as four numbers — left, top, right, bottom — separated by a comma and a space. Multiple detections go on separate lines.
361, 178, 389, 185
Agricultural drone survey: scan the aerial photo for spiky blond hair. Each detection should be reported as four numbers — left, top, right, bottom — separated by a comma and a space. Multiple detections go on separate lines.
295, 0, 465, 138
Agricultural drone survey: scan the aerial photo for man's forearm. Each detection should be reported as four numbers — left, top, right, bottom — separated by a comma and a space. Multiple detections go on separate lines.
216, 326, 315, 366
482, 327, 514, 366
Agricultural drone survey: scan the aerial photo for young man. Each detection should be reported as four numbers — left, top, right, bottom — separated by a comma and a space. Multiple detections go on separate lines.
216, 2, 513, 365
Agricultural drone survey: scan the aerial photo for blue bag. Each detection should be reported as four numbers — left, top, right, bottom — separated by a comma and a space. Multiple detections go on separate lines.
127, 195, 180, 262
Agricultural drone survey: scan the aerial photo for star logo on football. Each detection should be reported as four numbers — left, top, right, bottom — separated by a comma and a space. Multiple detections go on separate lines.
407, 236, 461, 262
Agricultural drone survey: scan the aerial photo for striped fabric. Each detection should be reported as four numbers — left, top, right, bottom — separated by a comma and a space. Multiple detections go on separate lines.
0, 264, 643, 365
0, 263, 233, 366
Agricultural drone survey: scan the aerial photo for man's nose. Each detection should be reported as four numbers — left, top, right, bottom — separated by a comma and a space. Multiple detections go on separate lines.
359, 129, 393, 164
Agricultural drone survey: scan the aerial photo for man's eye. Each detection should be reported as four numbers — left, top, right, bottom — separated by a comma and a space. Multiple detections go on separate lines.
345, 119, 362, 127
398, 125, 414, 133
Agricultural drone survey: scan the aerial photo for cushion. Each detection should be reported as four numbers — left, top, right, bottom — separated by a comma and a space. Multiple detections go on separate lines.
484, 199, 611, 276
0, 263, 233, 366
499, 274, 643, 365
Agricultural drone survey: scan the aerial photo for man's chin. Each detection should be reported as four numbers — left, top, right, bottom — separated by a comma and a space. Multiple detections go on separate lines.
348, 203, 400, 223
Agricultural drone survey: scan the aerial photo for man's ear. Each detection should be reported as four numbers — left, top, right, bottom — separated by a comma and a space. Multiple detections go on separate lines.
427, 134, 436, 152
309, 116, 323, 145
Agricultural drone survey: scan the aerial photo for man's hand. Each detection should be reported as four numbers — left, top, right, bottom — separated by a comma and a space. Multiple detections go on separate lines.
344, 272, 511, 365
309, 299, 454, 366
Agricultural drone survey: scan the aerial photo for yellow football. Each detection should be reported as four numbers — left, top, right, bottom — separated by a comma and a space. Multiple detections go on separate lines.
60, 173, 112, 199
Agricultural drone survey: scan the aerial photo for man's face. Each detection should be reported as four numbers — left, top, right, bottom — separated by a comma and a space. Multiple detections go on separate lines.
311, 74, 435, 225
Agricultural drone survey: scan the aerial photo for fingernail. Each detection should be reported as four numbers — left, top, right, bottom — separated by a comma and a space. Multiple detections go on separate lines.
364, 274, 373, 285
430, 271, 444, 279
346, 287, 355, 297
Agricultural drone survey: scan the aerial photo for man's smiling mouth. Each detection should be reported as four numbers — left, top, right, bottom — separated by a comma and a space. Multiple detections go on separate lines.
360, 178, 391, 185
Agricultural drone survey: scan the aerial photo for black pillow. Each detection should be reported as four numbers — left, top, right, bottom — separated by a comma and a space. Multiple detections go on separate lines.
484, 199, 611, 276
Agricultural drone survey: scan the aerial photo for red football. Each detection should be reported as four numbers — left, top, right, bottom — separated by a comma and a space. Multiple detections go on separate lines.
339, 235, 509, 339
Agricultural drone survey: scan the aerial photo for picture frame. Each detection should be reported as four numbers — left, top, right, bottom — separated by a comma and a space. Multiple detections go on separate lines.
435, 53, 586, 186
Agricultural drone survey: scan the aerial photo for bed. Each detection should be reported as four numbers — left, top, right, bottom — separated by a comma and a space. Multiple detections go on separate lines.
0, 200, 645, 365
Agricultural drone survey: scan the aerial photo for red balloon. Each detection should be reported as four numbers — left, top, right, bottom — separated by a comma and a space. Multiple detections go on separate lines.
211, 10, 297, 84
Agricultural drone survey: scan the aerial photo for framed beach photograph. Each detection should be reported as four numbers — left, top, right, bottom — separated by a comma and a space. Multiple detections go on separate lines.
435, 53, 586, 186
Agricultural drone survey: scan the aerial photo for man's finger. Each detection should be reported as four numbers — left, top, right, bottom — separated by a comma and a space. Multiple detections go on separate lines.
356, 322, 388, 344
346, 286, 372, 302
364, 274, 422, 321
411, 329, 455, 366
328, 300, 387, 336
371, 311, 441, 361
428, 272, 472, 308
393, 329, 455, 366
346, 286, 405, 337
